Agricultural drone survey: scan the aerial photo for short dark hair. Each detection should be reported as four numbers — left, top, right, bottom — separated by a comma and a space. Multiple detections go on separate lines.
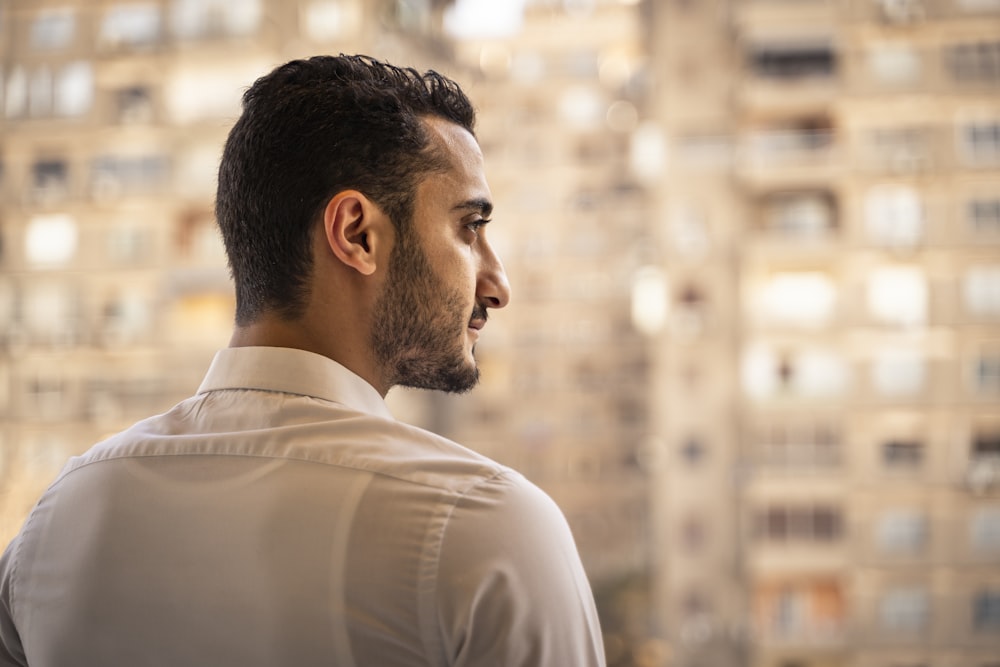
215, 54, 476, 325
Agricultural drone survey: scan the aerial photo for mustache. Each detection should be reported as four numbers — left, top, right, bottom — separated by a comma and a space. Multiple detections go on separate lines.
470, 305, 488, 324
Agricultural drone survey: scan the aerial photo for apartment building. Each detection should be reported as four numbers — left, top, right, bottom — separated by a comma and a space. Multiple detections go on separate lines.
2, 1, 998, 666
645, 1, 1000, 666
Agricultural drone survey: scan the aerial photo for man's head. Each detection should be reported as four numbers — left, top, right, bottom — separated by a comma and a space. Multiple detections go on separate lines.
216, 55, 509, 395
216, 54, 476, 325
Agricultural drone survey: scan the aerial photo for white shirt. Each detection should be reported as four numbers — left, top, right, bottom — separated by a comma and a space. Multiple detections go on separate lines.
0, 347, 605, 666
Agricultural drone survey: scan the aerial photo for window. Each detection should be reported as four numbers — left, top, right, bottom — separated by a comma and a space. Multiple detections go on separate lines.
867, 266, 927, 326
945, 41, 1000, 84
864, 184, 923, 246
960, 120, 1000, 165
872, 348, 925, 395
813, 507, 841, 540
23, 281, 77, 342
883, 439, 924, 468
971, 507, 1000, 551
755, 422, 842, 469
25, 373, 69, 421
175, 209, 225, 263
755, 271, 837, 329
29, 67, 53, 116
754, 580, 845, 640
91, 154, 169, 198
867, 43, 922, 85
54, 62, 93, 117
748, 40, 837, 80
878, 0, 926, 23
878, 510, 927, 552
171, 0, 261, 40
673, 282, 706, 337
4, 66, 27, 117
865, 127, 931, 172
761, 190, 837, 237
742, 344, 849, 399
630, 265, 667, 336
386, 0, 435, 34
973, 431, 1000, 458
164, 61, 266, 122
25, 214, 78, 266
8, 62, 93, 118
974, 353, 1000, 394
755, 504, 843, 542
963, 266, 1000, 316
880, 587, 929, 631
968, 197, 1000, 234
746, 117, 835, 164
973, 590, 1000, 631
30, 8, 75, 50
300, 1, 361, 42
32, 159, 69, 203
100, 289, 152, 345
107, 223, 151, 264
115, 85, 153, 124
958, 0, 1000, 10
100, 4, 161, 48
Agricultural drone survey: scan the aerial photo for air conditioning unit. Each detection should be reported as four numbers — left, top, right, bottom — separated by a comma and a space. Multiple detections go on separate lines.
879, 0, 926, 23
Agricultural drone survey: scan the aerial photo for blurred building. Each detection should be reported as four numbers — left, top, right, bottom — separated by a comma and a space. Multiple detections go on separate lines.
443, 0, 653, 581
643, 1, 1000, 667
1, 1, 999, 667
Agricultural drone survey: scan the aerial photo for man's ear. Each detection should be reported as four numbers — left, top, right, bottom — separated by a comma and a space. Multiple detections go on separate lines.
322, 190, 385, 276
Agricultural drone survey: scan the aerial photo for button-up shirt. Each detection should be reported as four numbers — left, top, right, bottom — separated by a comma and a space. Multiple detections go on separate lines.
0, 346, 605, 666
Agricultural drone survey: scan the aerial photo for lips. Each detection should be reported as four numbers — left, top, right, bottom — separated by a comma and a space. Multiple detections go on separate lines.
468, 305, 488, 331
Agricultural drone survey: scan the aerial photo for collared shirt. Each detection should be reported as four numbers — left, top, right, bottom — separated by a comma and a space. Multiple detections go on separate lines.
0, 347, 606, 667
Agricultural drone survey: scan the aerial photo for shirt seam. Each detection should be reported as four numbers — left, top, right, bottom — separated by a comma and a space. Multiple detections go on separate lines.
423, 470, 511, 665
51, 449, 512, 496
7, 501, 42, 631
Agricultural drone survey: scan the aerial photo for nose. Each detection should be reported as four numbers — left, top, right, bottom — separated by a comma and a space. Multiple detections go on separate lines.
477, 240, 511, 309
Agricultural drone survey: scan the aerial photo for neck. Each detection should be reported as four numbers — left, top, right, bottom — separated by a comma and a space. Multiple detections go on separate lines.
229, 312, 389, 397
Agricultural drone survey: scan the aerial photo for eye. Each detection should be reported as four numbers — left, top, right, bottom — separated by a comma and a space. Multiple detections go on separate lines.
464, 218, 491, 239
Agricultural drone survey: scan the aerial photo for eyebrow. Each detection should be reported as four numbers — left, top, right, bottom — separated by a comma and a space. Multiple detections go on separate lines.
452, 197, 493, 218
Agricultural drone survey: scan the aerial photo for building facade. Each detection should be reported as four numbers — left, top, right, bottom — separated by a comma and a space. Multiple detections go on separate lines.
644, 1, 1000, 666
1, 1, 999, 667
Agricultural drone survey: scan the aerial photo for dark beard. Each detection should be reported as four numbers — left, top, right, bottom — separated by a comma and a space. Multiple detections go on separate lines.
371, 225, 480, 394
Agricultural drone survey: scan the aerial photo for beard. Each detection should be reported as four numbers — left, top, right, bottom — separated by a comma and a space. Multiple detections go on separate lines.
371, 225, 481, 394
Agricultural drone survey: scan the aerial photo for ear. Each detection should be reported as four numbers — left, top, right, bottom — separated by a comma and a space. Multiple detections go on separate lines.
321, 190, 385, 276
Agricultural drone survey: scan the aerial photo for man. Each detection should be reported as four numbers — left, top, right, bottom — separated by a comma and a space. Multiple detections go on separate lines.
0, 55, 605, 666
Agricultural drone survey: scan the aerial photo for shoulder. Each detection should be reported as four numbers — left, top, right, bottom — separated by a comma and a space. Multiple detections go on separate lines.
55, 396, 516, 498
429, 473, 606, 665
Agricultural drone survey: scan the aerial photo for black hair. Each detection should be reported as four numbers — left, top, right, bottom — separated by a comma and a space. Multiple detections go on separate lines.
215, 54, 476, 325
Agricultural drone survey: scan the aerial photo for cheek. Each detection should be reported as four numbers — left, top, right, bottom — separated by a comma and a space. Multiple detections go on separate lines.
437, 250, 478, 292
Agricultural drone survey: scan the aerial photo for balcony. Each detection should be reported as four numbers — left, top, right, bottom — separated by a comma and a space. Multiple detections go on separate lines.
739, 40, 841, 113
849, 587, 1000, 649
738, 125, 841, 187
849, 0, 1000, 23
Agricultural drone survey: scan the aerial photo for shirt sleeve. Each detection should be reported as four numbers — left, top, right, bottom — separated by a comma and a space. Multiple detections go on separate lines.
0, 541, 27, 667
433, 472, 606, 667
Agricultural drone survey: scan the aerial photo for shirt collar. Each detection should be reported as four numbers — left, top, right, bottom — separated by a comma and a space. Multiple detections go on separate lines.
197, 346, 394, 420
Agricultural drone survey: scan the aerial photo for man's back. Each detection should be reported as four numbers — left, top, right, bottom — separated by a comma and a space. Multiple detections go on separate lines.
0, 347, 605, 666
